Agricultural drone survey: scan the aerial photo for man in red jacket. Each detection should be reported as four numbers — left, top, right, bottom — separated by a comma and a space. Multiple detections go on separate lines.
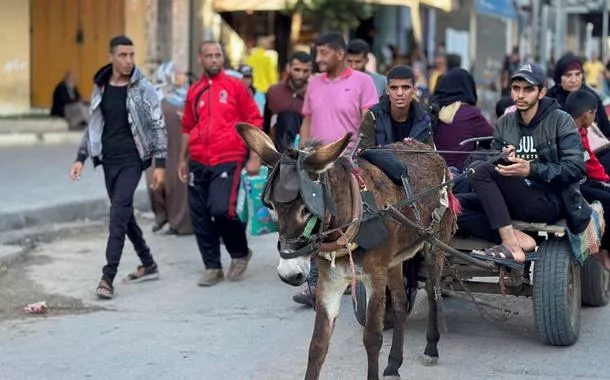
179, 41, 263, 287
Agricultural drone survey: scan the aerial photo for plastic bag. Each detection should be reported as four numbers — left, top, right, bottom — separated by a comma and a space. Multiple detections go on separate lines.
237, 166, 278, 236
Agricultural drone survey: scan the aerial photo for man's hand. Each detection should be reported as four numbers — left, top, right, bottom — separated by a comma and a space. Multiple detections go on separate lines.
246, 155, 261, 176
501, 144, 516, 159
177, 160, 188, 183
496, 156, 531, 178
151, 168, 165, 190
70, 162, 84, 181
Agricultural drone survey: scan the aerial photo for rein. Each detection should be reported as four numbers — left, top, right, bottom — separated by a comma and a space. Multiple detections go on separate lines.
275, 144, 509, 260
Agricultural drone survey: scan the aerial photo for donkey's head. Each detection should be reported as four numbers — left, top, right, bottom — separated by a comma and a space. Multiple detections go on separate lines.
237, 123, 352, 286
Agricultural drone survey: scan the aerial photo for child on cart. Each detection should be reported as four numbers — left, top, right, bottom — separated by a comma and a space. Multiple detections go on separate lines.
566, 89, 610, 270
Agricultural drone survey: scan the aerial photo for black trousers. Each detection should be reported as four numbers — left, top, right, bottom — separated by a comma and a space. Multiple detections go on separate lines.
580, 179, 610, 249
468, 161, 563, 230
102, 163, 154, 283
188, 161, 249, 269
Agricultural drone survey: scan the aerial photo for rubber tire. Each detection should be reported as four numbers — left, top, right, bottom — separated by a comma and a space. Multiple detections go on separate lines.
532, 237, 581, 346
581, 257, 610, 306
353, 281, 367, 327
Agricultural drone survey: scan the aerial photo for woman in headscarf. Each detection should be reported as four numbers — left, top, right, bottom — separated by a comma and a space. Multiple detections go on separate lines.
547, 52, 610, 134
146, 61, 193, 235
547, 52, 610, 170
431, 68, 494, 175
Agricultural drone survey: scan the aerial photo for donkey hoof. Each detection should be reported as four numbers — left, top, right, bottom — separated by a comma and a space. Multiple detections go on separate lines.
383, 376, 401, 380
421, 355, 439, 366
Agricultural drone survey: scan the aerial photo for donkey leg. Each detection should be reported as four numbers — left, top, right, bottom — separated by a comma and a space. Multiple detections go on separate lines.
363, 274, 388, 380
304, 275, 348, 380
383, 264, 407, 379
422, 254, 442, 366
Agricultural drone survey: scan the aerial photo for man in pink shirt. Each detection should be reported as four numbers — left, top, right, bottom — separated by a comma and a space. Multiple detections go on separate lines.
300, 32, 379, 153
293, 32, 378, 306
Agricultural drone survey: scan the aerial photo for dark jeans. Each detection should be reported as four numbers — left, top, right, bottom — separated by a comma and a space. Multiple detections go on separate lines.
102, 163, 154, 283
188, 161, 249, 269
456, 192, 501, 243
580, 179, 610, 249
468, 161, 563, 231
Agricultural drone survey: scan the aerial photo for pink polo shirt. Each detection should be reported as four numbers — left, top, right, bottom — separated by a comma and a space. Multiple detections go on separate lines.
302, 68, 379, 152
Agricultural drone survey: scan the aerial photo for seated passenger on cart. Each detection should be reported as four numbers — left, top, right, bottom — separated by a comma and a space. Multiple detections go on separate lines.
468, 64, 592, 263
357, 65, 433, 319
566, 89, 610, 270
358, 65, 433, 149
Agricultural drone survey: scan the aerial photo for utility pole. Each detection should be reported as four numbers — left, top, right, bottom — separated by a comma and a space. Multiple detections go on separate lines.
603, 0, 609, 59
554, 0, 566, 58
540, 3, 549, 69
531, 0, 540, 60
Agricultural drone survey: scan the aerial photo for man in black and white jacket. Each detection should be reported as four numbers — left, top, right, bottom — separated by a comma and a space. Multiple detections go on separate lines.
69, 35, 167, 300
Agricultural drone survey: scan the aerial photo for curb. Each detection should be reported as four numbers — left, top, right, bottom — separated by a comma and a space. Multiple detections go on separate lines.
0, 189, 150, 233
0, 131, 82, 147
0, 244, 34, 270
0, 220, 109, 270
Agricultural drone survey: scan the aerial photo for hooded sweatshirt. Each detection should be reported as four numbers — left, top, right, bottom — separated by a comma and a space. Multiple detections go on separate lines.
494, 97, 591, 233
546, 53, 610, 137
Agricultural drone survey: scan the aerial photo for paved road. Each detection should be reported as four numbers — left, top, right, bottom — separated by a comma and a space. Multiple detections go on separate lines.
0, 144, 145, 214
1, 225, 610, 380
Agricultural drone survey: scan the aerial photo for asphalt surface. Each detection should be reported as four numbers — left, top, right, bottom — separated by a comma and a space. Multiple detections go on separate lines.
1, 222, 610, 380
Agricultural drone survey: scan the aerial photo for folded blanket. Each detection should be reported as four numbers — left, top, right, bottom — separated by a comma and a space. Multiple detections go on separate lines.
567, 201, 605, 265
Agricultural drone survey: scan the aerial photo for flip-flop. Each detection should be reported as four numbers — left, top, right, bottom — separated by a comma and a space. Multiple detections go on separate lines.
95, 280, 114, 300
471, 245, 538, 271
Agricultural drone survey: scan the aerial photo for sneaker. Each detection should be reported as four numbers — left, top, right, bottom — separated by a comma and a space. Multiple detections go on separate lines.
123, 263, 160, 283
293, 287, 315, 307
227, 249, 252, 280
163, 227, 179, 236
152, 221, 167, 233
198, 269, 225, 287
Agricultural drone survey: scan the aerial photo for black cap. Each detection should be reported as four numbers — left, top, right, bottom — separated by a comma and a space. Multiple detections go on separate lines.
238, 64, 253, 77
511, 63, 546, 87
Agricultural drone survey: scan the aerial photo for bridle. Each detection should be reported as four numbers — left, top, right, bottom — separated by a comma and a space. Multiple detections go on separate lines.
264, 150, 361, 260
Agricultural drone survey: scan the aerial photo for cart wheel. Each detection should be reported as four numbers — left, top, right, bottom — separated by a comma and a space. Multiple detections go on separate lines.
533, 237, 581, 346
353, 281, 367, 327
581, 256, 610, 306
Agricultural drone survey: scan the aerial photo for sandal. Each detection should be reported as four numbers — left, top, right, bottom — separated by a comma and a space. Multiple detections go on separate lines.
123, 263, 160, 284
96, 279, 114, 300
473, 244, 524, 262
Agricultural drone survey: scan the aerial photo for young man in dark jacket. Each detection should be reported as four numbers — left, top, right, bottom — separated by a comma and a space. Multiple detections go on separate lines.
469, 63, 591, 263
69, 36, 167, 299
179, 41, 263, 287
359, 65, 432, 149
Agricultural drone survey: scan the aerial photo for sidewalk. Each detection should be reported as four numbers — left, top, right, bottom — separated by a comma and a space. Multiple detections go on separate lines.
0, 144, 148, 232
0, 117, 81, 147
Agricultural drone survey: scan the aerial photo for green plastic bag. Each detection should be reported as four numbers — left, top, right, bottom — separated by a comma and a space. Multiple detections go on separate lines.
236, 166, 278, 236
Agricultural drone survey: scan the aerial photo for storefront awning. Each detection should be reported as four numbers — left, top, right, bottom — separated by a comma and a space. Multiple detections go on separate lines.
213, 0, 296, 12
476, 0, 517, 19
214, 0, 452, 13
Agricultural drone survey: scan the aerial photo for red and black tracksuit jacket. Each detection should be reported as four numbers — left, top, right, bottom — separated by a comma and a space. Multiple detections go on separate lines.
182, 70, 263, 217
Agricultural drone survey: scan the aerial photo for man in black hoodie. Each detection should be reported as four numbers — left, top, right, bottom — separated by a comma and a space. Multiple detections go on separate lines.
468, 63, 590, 263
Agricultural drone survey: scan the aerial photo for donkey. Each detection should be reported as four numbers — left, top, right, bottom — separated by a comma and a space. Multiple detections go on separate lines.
237, 123, 457, 380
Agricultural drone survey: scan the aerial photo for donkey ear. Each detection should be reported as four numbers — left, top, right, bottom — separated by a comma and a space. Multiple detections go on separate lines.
236, 123, 281, 167
303, 133, 353, 173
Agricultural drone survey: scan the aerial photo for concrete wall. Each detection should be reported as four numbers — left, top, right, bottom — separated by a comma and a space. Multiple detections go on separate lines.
0, 0, 30, 114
